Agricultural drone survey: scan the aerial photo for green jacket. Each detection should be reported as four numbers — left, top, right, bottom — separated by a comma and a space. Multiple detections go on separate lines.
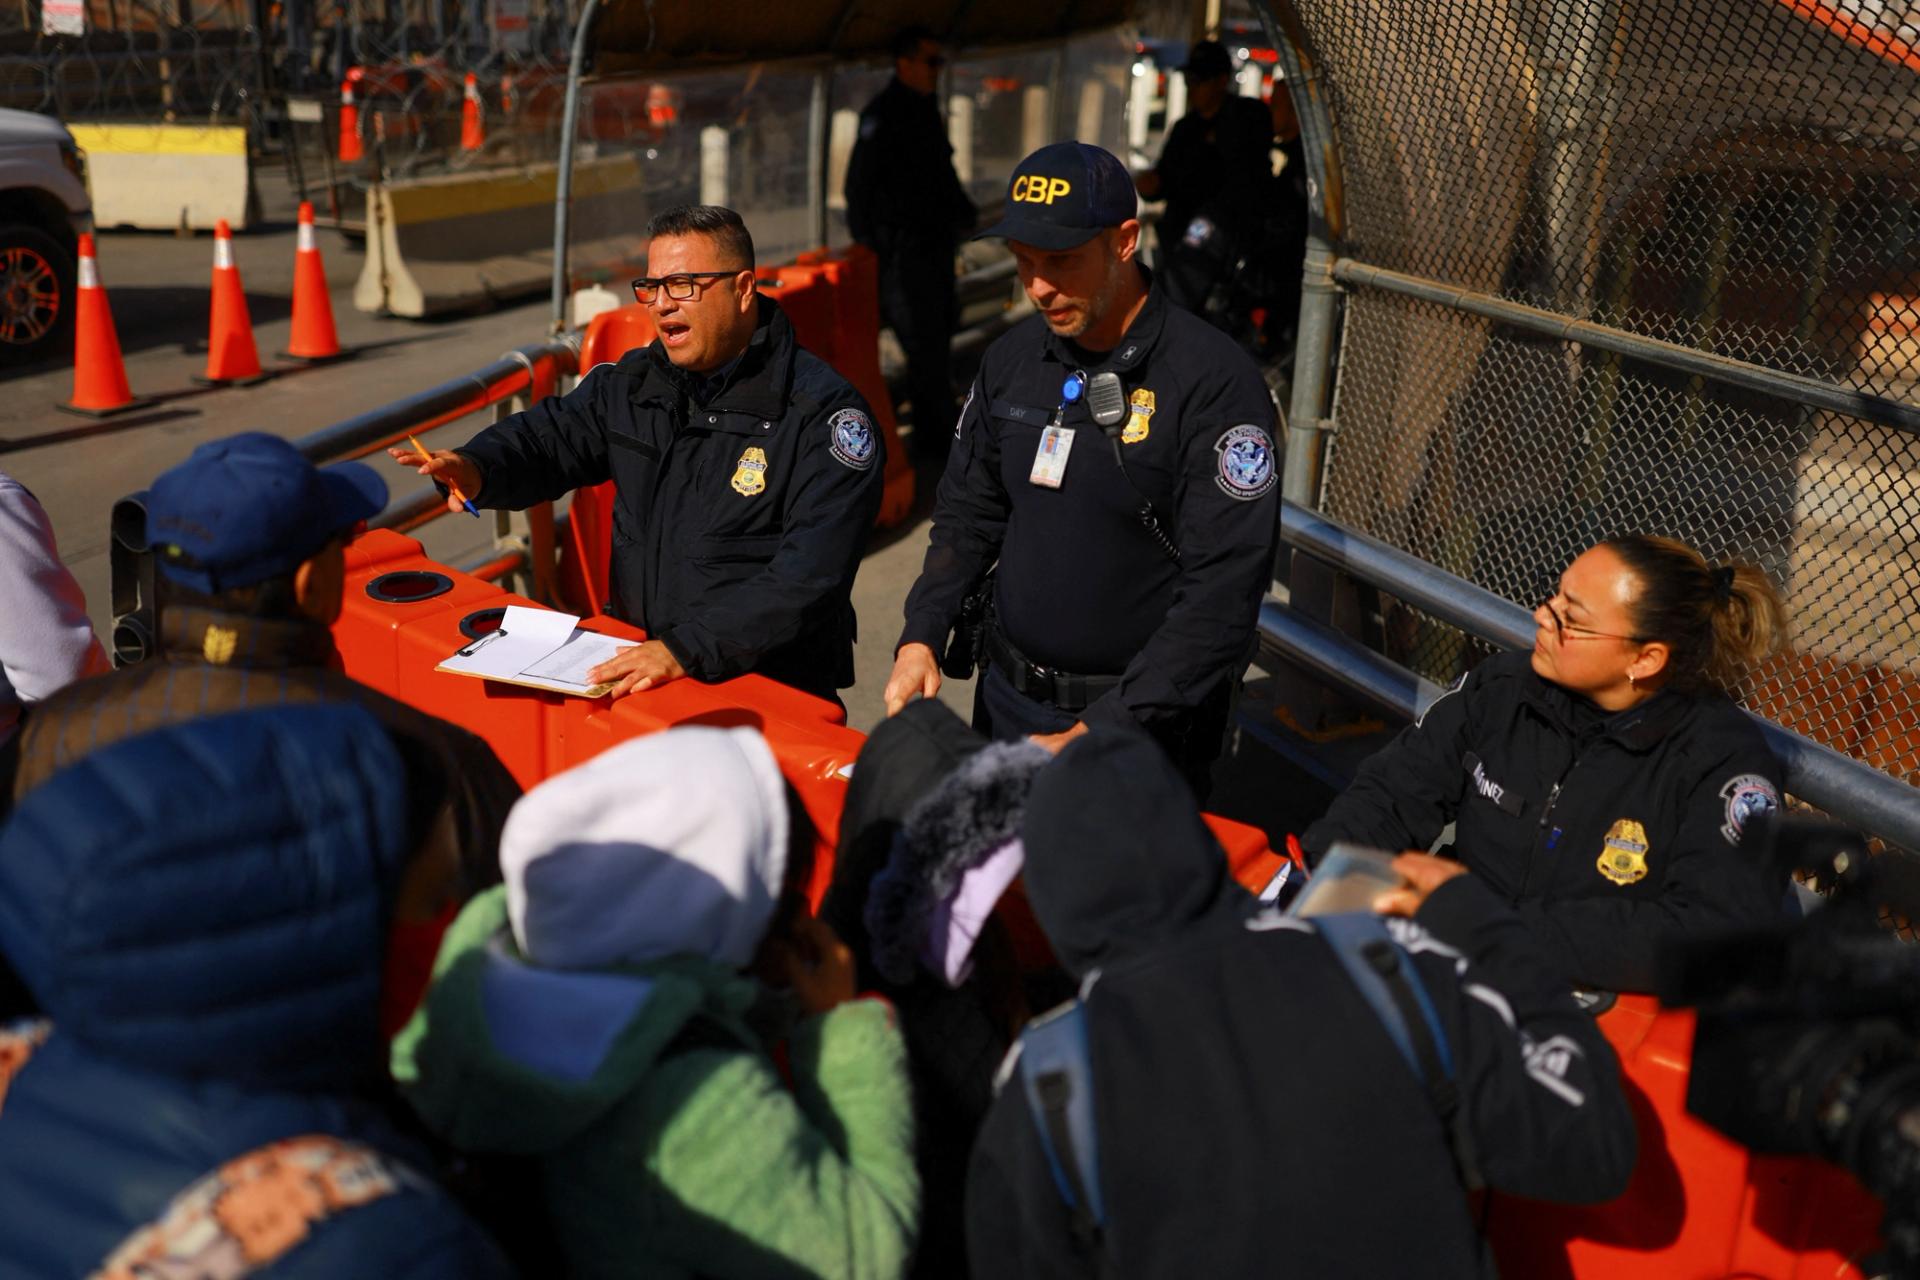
393, 888, 920, 1279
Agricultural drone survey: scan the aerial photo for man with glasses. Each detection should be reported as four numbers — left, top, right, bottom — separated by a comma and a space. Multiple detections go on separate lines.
844, 25, 977, 464
393, 205, 884, 705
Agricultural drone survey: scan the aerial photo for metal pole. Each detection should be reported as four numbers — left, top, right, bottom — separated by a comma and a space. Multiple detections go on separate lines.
807, 67, 829, 248
1257, 0, 1343, 509
549, 0, 603, 335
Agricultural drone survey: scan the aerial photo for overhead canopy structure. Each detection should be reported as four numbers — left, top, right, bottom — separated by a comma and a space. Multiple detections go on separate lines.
587, 0, 1136, 73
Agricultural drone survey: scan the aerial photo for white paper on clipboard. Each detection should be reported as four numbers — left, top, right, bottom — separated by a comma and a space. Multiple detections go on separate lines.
435, 605, 627, 697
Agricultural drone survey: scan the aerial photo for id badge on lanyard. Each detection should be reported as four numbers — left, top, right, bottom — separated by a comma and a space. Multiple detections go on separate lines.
1028, 373, 1086, 489
1029, 425, 1075, 488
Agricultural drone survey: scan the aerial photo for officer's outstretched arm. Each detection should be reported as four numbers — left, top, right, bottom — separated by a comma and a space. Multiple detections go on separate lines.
1410, 876, 1639, 1203
448, 365, 622, 511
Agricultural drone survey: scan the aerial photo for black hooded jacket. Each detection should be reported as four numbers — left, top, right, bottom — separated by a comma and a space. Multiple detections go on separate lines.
455, 296, 884, 699
966, 728, 1637, 1279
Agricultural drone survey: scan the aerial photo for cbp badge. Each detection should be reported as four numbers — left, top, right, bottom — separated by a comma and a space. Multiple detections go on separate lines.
1214, 424, 1276, 500
730, 446, 768, 497
1719, 773, 1779, 845
829, 407, 877, 471
1596, 819, 1651, 886
1122, 387, 1155, 444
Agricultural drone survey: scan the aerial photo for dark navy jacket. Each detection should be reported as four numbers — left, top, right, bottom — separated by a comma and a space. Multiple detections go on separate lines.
1304, 649, 1787, 993
458, 297, 884, 700
967, 728, 1635, 1279
0, 707, 512, 1279
900, 281, 1280, 732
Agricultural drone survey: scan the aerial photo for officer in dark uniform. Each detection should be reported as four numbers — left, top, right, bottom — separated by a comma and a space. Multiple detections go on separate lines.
1135, 40, 1278, 322
1303, 536, 1792, 994
843, 25, 977, 461
394, 205, 884, 705
884, 142, 1280, 794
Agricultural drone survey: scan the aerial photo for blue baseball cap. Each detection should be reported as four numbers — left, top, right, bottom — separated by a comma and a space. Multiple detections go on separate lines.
148, 432, 387, 593
974, 141, 1139, 251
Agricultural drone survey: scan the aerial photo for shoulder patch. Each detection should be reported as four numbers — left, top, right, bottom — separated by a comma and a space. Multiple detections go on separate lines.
1719, 773, 1779, 845
1214, 423, 1277, 500
828, 407, 877, 471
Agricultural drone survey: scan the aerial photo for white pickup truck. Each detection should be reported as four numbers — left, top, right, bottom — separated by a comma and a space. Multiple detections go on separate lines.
0, 108, 91, 364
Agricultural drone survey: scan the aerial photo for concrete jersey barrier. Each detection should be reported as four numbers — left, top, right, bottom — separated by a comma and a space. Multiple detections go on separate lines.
68, 124, 253, 232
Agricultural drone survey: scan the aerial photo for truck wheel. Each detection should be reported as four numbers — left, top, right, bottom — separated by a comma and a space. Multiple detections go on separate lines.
0, 224, 76, 365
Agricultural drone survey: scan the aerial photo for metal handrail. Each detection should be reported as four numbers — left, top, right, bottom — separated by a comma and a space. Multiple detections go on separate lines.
294, 336, 579, 469
1274, 499, 1920, 854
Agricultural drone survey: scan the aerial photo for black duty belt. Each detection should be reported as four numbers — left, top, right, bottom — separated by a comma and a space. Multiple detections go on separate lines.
985, 627, 1122, 713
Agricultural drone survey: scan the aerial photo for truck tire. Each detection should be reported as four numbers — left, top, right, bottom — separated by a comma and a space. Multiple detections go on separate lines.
0, 223, 76, 365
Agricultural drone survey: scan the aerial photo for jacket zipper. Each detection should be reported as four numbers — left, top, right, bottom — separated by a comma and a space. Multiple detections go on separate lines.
1520, 766, 1573, 900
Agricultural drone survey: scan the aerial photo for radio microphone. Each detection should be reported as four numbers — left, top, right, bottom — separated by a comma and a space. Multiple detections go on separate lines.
1087, 371, 1127, 430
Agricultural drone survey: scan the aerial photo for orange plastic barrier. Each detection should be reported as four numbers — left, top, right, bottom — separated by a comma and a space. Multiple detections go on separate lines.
800, 245, 915, 527
1485, 997, 1882, 1279
334, 530, 503, 698
391, 587, 559, 789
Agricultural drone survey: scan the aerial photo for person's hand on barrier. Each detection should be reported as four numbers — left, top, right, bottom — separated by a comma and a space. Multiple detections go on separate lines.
386, 445, 483, 515
765, 915, 857, 1016
588, 640, 685, 697
883, 642, 941, 715
1372, 852, 1469, 918
1029, 722, 1089, 754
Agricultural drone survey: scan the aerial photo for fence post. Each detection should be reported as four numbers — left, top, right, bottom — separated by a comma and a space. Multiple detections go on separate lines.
807, 66, 829, 249
1259, 1, 1342, 513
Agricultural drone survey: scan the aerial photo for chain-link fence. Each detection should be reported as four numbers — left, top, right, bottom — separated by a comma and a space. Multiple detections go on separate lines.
1287, 0, 1920, 809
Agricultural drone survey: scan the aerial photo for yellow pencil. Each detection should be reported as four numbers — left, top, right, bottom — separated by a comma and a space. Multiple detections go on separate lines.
409, 434, 479, 518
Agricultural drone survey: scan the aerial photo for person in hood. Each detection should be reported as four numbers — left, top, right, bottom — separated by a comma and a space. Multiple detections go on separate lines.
966, 727, 1637, 1279
0, 704, 513, 1279
821, 699, 1059, 1279
393, 725, 919, 1279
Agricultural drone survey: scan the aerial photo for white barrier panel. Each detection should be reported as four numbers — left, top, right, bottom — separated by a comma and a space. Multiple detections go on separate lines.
355, 154, 644, 318
69, 124, 253, 231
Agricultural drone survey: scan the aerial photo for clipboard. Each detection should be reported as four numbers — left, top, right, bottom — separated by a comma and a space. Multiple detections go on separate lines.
434, 604, 628, 698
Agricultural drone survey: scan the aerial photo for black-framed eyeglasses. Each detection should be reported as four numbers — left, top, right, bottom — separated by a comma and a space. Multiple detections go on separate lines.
631, 271, 740, 303
1537, 597, 1642, 644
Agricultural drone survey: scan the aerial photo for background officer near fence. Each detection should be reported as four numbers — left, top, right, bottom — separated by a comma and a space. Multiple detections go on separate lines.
1134, 39, 1280, 327
883, 142, 1281, 795
843, 25, 978, 464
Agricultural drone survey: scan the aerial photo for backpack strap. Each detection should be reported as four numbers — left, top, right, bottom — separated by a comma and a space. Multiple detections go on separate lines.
1313, 913, 1483, 1190
1016, 999, 1105, 1250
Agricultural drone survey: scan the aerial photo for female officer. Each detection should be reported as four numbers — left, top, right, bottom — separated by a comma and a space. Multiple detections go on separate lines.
1303, 534, 1791, 993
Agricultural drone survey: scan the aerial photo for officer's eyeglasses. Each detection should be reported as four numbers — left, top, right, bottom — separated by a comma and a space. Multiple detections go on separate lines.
1537, 596, 1642, 644
631, 271, 740, 303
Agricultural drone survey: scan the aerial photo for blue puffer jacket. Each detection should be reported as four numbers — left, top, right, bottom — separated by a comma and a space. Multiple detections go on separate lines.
0, 705, 514, 1279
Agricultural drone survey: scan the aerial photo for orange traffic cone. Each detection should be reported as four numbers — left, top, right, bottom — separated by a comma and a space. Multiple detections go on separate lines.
280, 201, 347, 363
193, 219, 269, 387
339, 78, 363, 163
460, 72, 485, 153
57, 233, 151, 418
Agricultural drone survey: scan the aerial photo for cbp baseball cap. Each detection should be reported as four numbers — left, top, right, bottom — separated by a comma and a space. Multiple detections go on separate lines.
1180, 39, 1233, 79
974, 141, 1138, 251
148, 432, 387, 593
